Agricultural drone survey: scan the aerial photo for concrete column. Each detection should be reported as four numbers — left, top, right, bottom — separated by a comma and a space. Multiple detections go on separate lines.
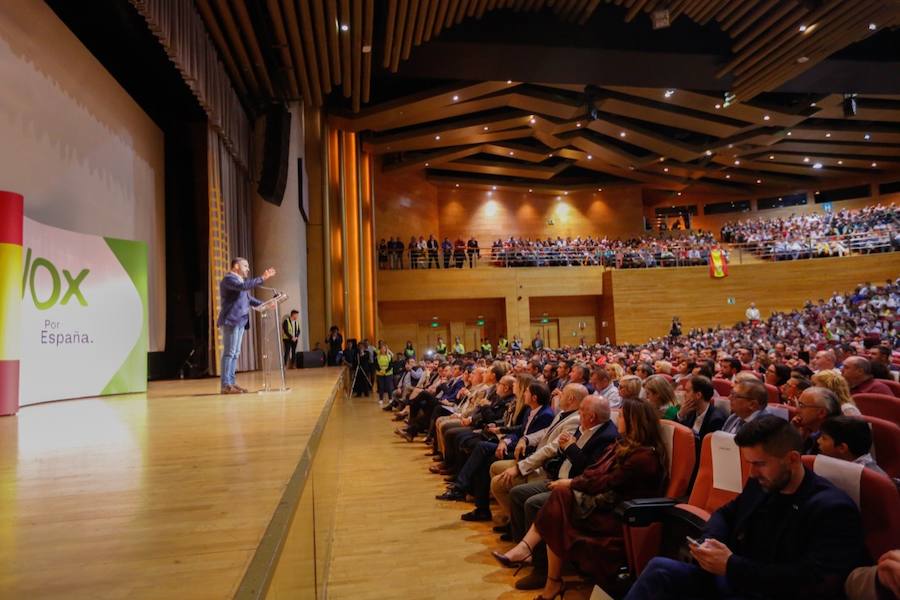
252, 102, 310, 350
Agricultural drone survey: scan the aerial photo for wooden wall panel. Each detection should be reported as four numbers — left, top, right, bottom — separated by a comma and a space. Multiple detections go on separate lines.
436, 186, 645, 242
378, 298, 506, 353
373, 166, 439, 242
530, 295, 603, 345
609, 254, 900, 344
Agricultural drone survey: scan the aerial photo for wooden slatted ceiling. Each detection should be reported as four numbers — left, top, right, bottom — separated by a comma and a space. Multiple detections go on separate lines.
332, 82, 900, 194
383, 0, 900, 102
198, 0, 374, 111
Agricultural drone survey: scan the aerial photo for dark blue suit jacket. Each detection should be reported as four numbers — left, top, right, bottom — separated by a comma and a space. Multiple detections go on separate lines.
505, 405, 555, 446
704, 468, 869, 600
217, 273, 264, 328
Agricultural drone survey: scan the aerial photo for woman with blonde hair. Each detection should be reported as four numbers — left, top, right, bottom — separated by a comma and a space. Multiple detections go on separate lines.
617, 375, 642, 401
811, 369, 862, 416
605, 363, 625, 383
643, 374, 679, 420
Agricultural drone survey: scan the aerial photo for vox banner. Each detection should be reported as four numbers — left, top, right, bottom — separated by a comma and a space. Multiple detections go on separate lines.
15, 216, 148, 407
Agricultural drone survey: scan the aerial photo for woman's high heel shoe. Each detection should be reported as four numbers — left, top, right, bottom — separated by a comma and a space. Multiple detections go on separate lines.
533, 576, 566, 600
490, 540, 533, 574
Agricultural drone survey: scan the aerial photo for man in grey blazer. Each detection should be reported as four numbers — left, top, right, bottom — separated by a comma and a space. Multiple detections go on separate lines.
489, 383, 586, 520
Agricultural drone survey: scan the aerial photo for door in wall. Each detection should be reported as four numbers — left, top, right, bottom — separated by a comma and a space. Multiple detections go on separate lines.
530, 321, 560, 349
417, 325, 448, 358
464, 325, 484, 353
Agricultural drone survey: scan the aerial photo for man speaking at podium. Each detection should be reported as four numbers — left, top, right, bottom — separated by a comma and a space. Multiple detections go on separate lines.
218, 257, 276, 394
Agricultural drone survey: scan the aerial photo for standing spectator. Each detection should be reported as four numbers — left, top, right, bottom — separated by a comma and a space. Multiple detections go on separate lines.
745, 302, 761, 325
467, 236, 479, 267
326, 325, 343, 366
427, 234, 439, 269
282, 309, 301, 368
441, 236, 453, 269
454, 237, 466, 268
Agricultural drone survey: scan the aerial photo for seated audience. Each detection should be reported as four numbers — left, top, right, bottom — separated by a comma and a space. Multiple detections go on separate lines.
792, 386, 842, 454
811, 369, 862, 416
817, 416, 887, 476
624, 416, 869, 600
677, 375, 728, 441
643, 374, 679, 420
845, 549, 900, 600
492, 398, 668, 598
843, 356, 894, 396
721, 379, 770, 434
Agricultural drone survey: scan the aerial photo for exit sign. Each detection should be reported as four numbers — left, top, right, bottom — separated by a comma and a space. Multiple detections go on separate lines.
541, 317, 550, 324
430, 321, 439, 328
476, 319, 485, 326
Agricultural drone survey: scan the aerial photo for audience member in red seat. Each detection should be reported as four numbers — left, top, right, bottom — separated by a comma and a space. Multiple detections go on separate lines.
677, 375, 728, 441
817, 416, 887, 476
813, 349, 838, 372
624, 416, 869, 600
810, 369, 862, 416
869, 345, 899, 375
846, 549, 900, 600
721, 379, 770, 434
491, 397, 668, 599
792, 386, 842, 455
843, 356, 894, 396
718, 357, 741, 382
780, 375, 811, 405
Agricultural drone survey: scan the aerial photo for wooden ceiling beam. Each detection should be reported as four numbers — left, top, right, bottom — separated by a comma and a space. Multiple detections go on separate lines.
295, 0, 325, 105
195, 0, 252, 98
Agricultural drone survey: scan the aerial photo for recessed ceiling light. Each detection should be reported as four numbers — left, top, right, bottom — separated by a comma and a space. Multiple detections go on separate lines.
528, 188, 533, 192
425, 162, 429, 166
825, 132, 831, 137
756, 179, 762, 184
619, 131, 626, 137
786, 131, 792, 136
705, 150, 712, 156
664, 89, 676, 98
576, 122, 582, 128
803, 157, 810, 163
564, 191, 568, 195
597, 188, 602, 192
548, 153, 553, 157
715, 103, 722, 109
340, 23, 349, 31
492, 185, 497, 190
663, 167, 669, 172
869, 23, 877, 31
587, 155, 593, 160
734, 160, 741, 165
812, 163, 823, 169
810, 102, 817, 107
529, 117, 536, 125
797, 56, 809, 63
798, 24, 807, 32
725, 174, 731, 179
838, 160, 843, 165
677, 192, 682, 196
728, 144, 734, 148
483, 126, 489, 131
435, 135, 441, 140
864, 133, 871, 140
506, 80, 512, 84
769, 155, 775, 160
509, 151, 514, 156
763, 115, 771, 121
872, 162, 878, 167
455, 183, 459, 187
452, 95, 459, 101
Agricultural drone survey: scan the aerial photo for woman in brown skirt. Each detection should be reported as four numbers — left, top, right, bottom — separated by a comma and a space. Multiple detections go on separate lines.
492, 397, 669, 599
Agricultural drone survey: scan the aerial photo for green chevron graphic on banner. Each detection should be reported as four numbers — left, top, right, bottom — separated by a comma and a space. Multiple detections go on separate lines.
101, 237, 148, 395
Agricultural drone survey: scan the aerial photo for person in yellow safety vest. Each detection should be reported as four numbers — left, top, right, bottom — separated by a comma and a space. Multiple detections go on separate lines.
282, 310, 300, 368
436, 337, 448, 355
453, 336, 465, 355
497, 335, 509, 354
480, 338, 493, 357
375, 343, 394, 404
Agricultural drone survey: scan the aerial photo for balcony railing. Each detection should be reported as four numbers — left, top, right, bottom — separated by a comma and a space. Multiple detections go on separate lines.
377, 228, 900, 271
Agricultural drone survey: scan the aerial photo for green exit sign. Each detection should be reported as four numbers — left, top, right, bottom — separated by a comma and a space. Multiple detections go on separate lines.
430, 321, 440, 328
476, 319, 485, 326
541, 317, 550, 324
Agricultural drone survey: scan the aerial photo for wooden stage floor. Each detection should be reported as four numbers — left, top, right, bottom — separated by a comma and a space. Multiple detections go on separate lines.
0, 368, 345, 599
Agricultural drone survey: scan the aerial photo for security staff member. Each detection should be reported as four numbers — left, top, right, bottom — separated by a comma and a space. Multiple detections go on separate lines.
436, 337, 448, 356
282, 309, 301, 367
498, 335, 509, 354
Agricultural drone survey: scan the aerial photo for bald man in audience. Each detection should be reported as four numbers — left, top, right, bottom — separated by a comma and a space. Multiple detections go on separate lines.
812, 349, 837, 372
504, 394, 619, 590
792, 386, 842, 455
721, 379, 770, 435
842, 356, 893, 396
489, 384, 585, 523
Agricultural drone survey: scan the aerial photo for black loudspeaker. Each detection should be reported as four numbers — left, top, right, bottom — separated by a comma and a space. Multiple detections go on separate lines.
258, 104, 291, 205
296, 349, 326, 369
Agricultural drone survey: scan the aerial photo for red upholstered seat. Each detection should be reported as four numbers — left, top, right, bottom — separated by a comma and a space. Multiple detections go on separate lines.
802, 455, 900, 561
622, 421, 697, 577
852, 393, 900, 423
711, 378, 733, 398
861, 415, 900, 479
880, 378, 900, 399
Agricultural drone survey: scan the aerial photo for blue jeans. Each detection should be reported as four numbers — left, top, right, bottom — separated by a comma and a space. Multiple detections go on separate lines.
624, 557, 744, 600
220, 324, 246, 387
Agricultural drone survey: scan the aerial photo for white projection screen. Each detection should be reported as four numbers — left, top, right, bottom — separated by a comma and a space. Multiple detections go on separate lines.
0, 0, 166, 351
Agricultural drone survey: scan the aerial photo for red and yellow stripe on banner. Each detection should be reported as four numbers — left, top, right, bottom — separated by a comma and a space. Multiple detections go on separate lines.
708, 248, 728, 279
0, 191, 23, 416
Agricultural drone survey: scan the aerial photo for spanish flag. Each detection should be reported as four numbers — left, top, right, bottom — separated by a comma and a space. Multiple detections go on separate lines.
708, 248, 728, 278
0, 191, 23, 415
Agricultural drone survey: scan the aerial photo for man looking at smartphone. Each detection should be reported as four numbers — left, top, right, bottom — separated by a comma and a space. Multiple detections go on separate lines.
623, 416, 868, 600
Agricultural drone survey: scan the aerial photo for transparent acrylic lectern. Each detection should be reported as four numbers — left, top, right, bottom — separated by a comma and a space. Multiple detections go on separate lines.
251, 292, 290, 392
